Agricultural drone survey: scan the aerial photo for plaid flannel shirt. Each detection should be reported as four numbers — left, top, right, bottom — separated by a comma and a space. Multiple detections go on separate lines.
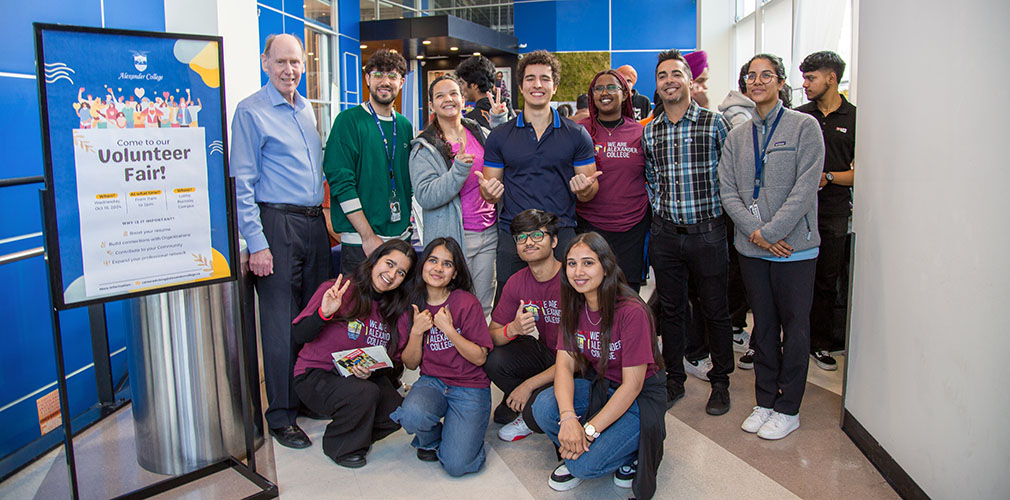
643, 101, 729, 224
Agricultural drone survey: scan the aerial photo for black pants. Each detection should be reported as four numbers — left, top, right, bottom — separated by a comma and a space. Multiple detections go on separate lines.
576, 210, 651, 288
483, 335, 555, 433
649, 216, 733, 388
810, 215, 849, 352
686, 220, 750, 358
738, 255, 816, 415
293, 368, 403, 460
256, 205, 331, 428
494, 225, 575, 307
340, 244, 367, 277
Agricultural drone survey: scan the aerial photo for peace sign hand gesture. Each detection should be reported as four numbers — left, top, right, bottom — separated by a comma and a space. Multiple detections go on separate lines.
487, 87, 507, 116
320, 274, 352, 318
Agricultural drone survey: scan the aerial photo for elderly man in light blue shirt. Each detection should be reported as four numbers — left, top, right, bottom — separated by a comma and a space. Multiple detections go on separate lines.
231, 33, 330, 450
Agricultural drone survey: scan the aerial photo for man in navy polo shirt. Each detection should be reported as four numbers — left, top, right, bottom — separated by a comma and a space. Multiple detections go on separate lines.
479, 50, 599, 298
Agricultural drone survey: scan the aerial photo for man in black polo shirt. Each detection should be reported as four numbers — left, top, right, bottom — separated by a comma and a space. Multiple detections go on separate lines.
617, 64, 653, 121
456, 55, 514, 129
797, 51, 856, 371
482, 50, 598, 294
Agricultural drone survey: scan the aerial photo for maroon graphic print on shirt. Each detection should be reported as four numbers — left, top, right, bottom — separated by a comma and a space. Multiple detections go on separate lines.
557, 298, 659, 384
576, 118, 649, 232
419, 289, 494, 388
491, 266, 562, 351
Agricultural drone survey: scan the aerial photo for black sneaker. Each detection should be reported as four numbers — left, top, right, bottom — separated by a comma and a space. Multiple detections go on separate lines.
548, 463, 582, 491
416, 448, 438, 462
613, 460, 636, 488
666, 380, 685, 409
705, 386, 730, 416
737, 349, 754, 370
811, 350, 838, 371
493, 400, 519, 425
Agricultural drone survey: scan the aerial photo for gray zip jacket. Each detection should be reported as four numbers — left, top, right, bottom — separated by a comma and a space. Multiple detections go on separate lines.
718, 101, 825, 258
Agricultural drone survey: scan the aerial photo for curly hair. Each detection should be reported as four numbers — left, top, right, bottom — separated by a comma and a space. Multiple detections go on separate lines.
517, 50, 560, 85
799, 50, 846, 82
364, 49, 407, 77
454, 55, 496, 93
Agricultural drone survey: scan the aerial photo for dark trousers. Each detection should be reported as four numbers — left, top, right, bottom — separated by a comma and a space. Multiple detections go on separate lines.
483, 335, 556, 433
576, 210, 651, 287
649, 216, 733, 388
738, 255, 816, 415
293, 368, 403, 460
494, 225, 575, 307
686, 220, 750, 359
810, 215, 849, 352
339, 244, 367, 277
256, 205, 331, 428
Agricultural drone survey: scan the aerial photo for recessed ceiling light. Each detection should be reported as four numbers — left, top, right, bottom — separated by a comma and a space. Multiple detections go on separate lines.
473, 52, 481, 56
450, 46, 459, 51
360, 44, 367, 49
417, 55, 424, 59
422, 40, 432, 45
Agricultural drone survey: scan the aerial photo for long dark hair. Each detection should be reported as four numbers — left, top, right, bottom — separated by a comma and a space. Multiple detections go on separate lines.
746, 53, 793, 109
585, 69, 635, 138
340, 239, 417, 355
412, 237, 475, 307
559, 232, 663, 376
424, 74, 464, 161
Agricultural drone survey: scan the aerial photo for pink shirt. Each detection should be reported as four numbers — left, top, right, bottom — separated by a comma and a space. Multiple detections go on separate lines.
557, 298, 659, 384
453, 128, 497, 232
418, 289, 494, 388
576, 118, 649, 232
292, 280, 410, 377
490, 266, 562, 353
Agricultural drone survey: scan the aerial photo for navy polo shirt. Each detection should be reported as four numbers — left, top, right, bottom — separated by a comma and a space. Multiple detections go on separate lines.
484, 108, 595, 228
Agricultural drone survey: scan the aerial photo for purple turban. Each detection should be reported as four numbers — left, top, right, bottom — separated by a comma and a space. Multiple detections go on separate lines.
684, 50, 708, 80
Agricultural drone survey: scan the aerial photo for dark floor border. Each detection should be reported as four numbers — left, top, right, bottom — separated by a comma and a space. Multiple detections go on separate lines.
841, 409, 930, 500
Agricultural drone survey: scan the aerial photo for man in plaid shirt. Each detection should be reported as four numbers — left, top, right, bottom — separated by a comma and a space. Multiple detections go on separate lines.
643, 49, 733, 416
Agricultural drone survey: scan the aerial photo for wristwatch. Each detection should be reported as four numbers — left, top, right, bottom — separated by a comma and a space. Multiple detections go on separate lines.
584, 423, 600, 440
825, 172, 835, 184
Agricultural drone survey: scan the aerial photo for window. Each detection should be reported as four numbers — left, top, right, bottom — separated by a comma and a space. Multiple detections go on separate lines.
305, 25, 337, 141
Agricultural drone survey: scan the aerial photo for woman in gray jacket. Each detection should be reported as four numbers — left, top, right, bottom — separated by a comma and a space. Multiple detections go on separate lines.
409, 75, 506, 314
718, 54, 824, 441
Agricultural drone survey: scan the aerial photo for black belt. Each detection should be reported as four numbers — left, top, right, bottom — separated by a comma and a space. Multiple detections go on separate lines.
658, 215, 724, 234
259, 202, 322, 217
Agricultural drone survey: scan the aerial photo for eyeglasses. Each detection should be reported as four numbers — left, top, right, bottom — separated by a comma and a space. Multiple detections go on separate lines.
745, 71, 778, 84
592, 84, 621, 94
513, 230, 547, 244
369, 71, 401, 81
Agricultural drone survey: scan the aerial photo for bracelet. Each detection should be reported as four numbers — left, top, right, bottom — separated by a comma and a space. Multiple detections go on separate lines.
318, 306, 335, 321
503, 321, 517, 341
558, 414, 579, 425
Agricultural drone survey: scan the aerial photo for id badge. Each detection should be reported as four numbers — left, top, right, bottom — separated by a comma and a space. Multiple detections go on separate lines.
389, 193, 401, 223
749, 202, 761, 221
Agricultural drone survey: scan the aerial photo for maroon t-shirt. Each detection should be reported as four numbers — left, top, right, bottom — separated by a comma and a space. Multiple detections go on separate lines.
556, 298, 659, 384
576, 118, 649, 232
490, 266, 562, 352
292, 280, 409, 377
419, 289, 494, 388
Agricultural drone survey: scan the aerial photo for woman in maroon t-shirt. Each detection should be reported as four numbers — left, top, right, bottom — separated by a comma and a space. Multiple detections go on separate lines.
290, 239, 417, 469
390, 237, 494, 477
531, 232, 667, 498
576, 70, 651, 291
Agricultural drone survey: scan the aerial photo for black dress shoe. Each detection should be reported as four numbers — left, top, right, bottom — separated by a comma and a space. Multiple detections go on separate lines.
416, 448, 438, 462
705, 386, 731, 416
666, 381, 685, 410
269, 424, 312, 449
333, 453, 367, 469
493, 400, 519, 425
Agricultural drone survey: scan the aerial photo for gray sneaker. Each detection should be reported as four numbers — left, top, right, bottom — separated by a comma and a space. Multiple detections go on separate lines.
684, 356, 712, 381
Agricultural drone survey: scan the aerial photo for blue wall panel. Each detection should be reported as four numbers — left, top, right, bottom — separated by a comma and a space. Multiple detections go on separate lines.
2, 78, 44, 181
257, 6, 284, 88
514, 0, 557, 53
339, 0, 360, 40
3, 2, 103, 74
282, 0, 304, 18
612, 50, 665, 113
555, 0, 608, 52
104, 0, 166, 32
611, 0, 696, 51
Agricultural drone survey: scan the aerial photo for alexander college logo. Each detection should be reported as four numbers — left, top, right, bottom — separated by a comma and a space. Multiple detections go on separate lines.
131, 51, 149, 72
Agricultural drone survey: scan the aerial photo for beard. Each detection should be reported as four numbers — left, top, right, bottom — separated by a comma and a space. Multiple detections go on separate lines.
370, 84, 398, 105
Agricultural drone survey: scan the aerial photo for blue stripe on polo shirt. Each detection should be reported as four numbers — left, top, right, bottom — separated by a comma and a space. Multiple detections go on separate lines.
574, 157, 595, 167
484, 160, 504, 169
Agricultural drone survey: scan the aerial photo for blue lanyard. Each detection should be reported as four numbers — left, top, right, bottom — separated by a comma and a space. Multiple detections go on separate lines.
367, 102, 397, 193
751, 107, 785, 201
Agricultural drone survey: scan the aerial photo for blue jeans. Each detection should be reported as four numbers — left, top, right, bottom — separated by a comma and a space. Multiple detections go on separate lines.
532, 379, 640, 479
389, 375, 491, 477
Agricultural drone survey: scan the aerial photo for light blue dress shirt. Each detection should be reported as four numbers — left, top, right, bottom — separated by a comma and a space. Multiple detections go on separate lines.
231, 84, 324, 253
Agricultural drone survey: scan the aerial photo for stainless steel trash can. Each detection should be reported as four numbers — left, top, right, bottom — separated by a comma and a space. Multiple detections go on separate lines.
125, 261, 262, 475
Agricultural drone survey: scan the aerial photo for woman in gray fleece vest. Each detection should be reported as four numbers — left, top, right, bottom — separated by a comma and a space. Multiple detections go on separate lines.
718, 54, 825, 441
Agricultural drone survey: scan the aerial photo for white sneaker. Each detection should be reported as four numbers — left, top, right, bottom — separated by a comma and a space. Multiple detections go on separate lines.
732, 329, 750, 353
613, 460, 636, 488
757, 411, 800, 440
548, 463, 582, 491
684, 356, 712, 381
497, 415, 533, 442
740, 406, 774, 433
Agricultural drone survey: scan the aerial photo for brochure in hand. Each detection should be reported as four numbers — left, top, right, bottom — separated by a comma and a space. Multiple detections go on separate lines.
332, 346, 393, 377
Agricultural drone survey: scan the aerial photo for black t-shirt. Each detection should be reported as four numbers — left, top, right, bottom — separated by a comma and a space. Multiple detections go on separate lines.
630, 90, 652, 121
797, 95, 856, 216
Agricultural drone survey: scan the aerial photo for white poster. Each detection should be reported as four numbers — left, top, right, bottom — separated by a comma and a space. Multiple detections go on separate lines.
73, 127, 212, 296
